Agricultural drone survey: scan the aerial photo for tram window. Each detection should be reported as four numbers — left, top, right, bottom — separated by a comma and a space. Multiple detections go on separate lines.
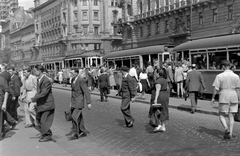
108, 60, 115, 67
115, 60, 122, 69
131, 57, 140, 68
208, 52, 227, 70
73, 59, 77, 67
92, 58, 97, 67
77, 59, 81, 67
97, 58, 101, 66
123, 59, 130, 68
191, 53, 207, 69
229, 52, 240, 69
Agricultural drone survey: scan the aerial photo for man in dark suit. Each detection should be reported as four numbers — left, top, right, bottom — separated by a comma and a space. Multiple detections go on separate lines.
7, 66, 22, 120
31, 65, 55, 142
119, 66, 136, 128
186, 64, 206, 114
0, 63, 11, 83
98, 68, 109, 102
68, 68, 92, 140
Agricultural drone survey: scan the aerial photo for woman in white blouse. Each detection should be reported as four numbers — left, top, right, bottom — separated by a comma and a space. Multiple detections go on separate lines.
139, 68, 150, 100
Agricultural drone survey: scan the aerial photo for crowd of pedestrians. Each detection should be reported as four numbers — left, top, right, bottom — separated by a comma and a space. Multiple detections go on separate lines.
1, 58, 240, 142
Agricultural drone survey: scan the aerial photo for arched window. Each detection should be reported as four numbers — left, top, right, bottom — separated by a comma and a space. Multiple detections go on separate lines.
127, 4, 132, 16
140, 1, 143, 14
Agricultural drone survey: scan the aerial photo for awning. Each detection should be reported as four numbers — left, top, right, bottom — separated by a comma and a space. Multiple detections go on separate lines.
173, 34, 240, 51
29, 60, 44, 65
44, 57, 65, 63
103, 45, 171, 59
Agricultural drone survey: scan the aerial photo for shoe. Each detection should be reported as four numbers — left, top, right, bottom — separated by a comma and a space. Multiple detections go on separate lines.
159, 127, 166, 132
65, 131, 73, 136
39, 137, 52, 142
68, 134, 79, 140
25, 124, 34, 128
78, 132, 87, 138
11, 122, 18, 130
224, 130, 230, 140
191, 110, 195, 114
153, 125, 162, 133
127, 119, 135, 128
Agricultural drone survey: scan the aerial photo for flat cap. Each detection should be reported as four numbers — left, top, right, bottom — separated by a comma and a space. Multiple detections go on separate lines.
121, 66, 129, 72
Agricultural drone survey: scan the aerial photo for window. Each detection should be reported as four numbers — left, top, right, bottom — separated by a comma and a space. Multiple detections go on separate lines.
199, 12, 203, 26
127, 5, 132, 16
83, 0, 87, 6
229, 51, 240, 70
113, 26, 118, 35
93, 12, 99, 21
147, 24, 151, 36
94, 0, 98, 6
155, 22, 160, 34
127, 27, 132, 39
74, 12, 77, 21
111, 0, 114, 6
82, 12, 88, 21
208, 52, 227, 70
156, 0, 159, 9
140, 1, 143, 14
186, 15, 190, 29
213, 9, 218, 23
139, 26, 143, 37
191, 53, 207, 69
148, 0, 150, 11
83, 26, 88, 35
165, 20, 169, 33
73, 0, 77, 7
228, 5, 233, 20
94, 26, 98, 35
165, 0, 169, 6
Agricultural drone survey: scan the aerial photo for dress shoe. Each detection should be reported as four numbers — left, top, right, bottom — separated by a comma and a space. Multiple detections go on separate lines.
25, 124, 34, 128
191, 110, 195, 114
223, 130, 230, 140
78, 132, 87, 138
11, 121, 18, 130
124, 119, 135, 128
39, 137, 52, 142
68, 134, 79, 140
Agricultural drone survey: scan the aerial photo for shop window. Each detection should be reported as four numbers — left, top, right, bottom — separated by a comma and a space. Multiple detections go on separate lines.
191, 53, 207, 69
208, 52, 227, 70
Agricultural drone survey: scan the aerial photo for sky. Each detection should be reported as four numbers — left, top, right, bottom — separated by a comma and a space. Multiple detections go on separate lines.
18, 0, 34, 10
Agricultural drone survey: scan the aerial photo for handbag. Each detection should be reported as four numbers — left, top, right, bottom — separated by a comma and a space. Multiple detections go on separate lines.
64, 110, 72, 122
151, 103, 162, 109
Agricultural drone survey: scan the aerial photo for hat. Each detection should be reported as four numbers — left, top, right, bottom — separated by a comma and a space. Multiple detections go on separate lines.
192, 64, 196, 68
121, 66, 129, 72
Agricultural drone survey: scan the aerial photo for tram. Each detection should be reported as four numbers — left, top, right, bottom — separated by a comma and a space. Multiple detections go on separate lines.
103, 45, 174, 69
64, 52, 103, 69
173, 34, 240, 94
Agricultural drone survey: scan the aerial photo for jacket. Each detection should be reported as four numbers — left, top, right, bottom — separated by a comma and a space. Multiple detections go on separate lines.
119, 74, 136, 99
9, 74, 22, 97
98, 73, 109, 89
186, 70, 206, 92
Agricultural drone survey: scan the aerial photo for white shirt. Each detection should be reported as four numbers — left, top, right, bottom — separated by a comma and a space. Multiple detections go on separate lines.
139, 72, 148, 80
129, 67, 138, 81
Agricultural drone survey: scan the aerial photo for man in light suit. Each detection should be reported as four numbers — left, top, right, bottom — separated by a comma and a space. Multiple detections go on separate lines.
31, 65, 55, 142
186, 64, 206, 114
119, 66, 136, 128
68, 68, 92, 140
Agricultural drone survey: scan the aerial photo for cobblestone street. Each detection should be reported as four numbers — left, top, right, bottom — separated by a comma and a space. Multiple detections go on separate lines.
50, 88, 240, 156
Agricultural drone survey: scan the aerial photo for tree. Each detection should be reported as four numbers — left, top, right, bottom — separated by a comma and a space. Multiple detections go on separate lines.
0, 48, 14, 64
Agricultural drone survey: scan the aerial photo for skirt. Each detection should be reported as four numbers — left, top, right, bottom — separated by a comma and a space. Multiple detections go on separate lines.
140, 79, 148, 92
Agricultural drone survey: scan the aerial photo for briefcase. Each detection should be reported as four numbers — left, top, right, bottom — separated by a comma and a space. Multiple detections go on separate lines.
64, 110, 72, 122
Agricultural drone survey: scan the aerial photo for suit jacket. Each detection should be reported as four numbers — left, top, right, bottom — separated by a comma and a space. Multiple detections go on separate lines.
119, 74, 136, 99
32, 75, 55, 112
186, 70, 206, 92
71, 76, 91, 109
9, 74, 22, 97
98, 73, 109, 89
0, 71, 11, 83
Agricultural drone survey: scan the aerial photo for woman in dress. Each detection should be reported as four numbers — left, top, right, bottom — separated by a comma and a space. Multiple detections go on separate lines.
152, 68, 169, 132
139, 68, 150, 100
108, 65, 116, 89
58, 69, 63, 84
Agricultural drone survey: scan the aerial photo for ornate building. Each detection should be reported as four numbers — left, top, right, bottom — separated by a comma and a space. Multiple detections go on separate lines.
31, 0, 122, 67
0, 0, 18, 20
118, 0, 238, 50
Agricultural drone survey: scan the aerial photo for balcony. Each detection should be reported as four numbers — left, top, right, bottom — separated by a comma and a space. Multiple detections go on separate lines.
109, 34, 122, 40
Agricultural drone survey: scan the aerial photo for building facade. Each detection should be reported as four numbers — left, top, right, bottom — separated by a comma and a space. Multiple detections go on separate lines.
119, 0, 238, 50
0, 0, 18, 20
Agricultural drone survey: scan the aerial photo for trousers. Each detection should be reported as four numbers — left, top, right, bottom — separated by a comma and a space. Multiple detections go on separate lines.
36, 109, 54, 137
189, 91, 199, 111
71, 108, 86, 135
121, 96, 134, 124
24, 102, 37, 125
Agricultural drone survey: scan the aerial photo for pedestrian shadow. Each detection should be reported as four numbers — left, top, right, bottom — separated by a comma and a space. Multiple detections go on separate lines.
1, 131, 16, 141
196, 126, 223, 139
115, 119, 125, 127
17, 115, 25, 123
144, 122, 155, 134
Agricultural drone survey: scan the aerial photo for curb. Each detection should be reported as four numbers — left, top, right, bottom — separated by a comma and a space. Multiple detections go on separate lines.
52, 86, 219, 116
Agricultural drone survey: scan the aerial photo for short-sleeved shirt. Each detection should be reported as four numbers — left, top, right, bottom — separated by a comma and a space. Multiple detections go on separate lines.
212, 70, 240, 103
155, 77, 168, 91
0, 76, 9, 105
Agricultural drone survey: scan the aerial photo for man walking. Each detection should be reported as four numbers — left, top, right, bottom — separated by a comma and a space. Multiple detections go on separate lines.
119, 66, 136, 128
31, 65, 55, 142
21, 67, 38, 128
211, 60, 240, 140
68, 68, 91, 140
185, 64, 206, 114
7, 66, 22, 120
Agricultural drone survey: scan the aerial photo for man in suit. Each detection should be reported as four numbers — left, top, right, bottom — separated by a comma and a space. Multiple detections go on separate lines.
98, 68, 109, 102
119, 66, 136, 128
31, 65, 55, 142
186, 64, 206, 114
21, 67, 38, 128
7, 66, 22, 120
68, 68, 92, 140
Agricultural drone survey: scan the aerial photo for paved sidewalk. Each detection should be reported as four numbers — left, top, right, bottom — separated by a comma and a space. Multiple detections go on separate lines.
0, 103, 71, 156
52, 83, 219, 116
